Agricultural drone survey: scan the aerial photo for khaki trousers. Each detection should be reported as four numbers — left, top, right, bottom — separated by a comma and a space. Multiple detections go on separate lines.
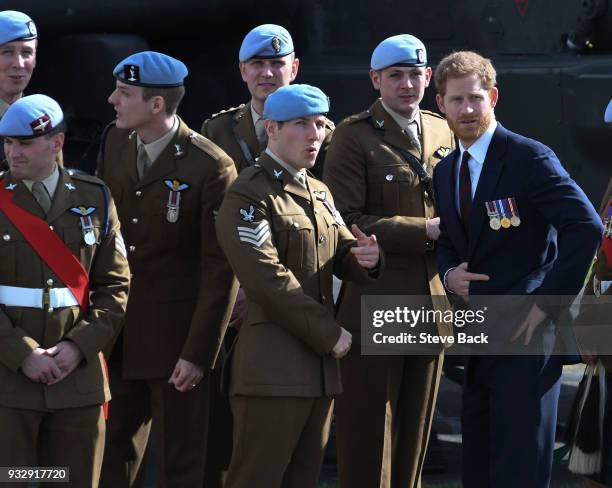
0, 404, 105, 488
225, 395, 333, 488
335, 351, 443, 488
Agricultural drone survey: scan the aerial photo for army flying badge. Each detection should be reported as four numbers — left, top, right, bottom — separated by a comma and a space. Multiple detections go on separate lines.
240, 205, 256, 222
5, 183, 16, 191
435, 147, 451, 158
70, 206, 97, 245
163, 179, 189, 223
273, 169, 284, 179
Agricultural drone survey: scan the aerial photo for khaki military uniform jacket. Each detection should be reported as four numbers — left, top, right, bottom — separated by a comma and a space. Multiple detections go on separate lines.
323, 99, 455, 341
216, 153, 380, 397
201, 101, 334, 178
0, 168, 130, 410
97, 118, 238, 379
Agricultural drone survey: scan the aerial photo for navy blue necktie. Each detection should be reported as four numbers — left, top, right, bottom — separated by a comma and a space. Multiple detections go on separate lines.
459, 151, 472, 230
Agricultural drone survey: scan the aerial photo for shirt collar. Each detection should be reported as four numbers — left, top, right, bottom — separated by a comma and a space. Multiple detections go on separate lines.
381, 101, 421, 134
23, 163, 60, 198
136, 115, 179, 163
250, 103, 263, 125
265, 148, 306, 181
0, 98, 11, 118
459, 119, 497, 166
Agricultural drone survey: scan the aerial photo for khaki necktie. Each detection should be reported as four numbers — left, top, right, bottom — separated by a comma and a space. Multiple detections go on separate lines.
32, 181, 51, 214
137, 143, 151, 180
255, 119, 268, 150
404, 121, 422, 154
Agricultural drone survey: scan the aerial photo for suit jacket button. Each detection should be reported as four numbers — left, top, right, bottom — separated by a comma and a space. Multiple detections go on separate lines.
386, 174, 394, 181
2, 234, 10, 241
318, 235, 326, 244
132, 218, 139, 224
129, 245, 136, 252
46, 278, 54, 286
135, 190, 142, 197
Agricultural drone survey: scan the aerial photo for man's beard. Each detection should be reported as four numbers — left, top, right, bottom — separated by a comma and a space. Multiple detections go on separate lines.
446, 109, 493, 147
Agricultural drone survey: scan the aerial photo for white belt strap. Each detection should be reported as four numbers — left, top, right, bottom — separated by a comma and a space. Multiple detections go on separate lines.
0, 285, 78, 309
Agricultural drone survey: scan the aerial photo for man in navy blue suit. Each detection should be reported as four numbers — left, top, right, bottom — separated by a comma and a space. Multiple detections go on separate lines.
432, 51, 603, 488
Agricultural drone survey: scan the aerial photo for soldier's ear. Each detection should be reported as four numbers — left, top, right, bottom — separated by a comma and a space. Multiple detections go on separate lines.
436, 93, 446, 114
150, 95, 165, 115
369, 69, 381, 90
290, 57, 299, 81
51, 132, 65, 154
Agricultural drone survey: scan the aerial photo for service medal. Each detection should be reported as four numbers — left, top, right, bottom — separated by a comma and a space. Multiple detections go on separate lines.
485, 201, 501, 230
508, 197, 521, 227
495, 200, 511, 228
69, 206, 97, 245
163, 179, 189, 223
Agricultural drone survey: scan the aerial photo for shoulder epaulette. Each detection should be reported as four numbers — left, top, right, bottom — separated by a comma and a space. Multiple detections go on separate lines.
209, 104, 245, 120
66, 168, 105, 186
187, 131, 228, 160
340, 109, 371, 126
421, 109, 445, 120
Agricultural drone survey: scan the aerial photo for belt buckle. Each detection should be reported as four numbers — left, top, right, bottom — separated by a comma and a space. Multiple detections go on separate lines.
42, 286, 52, 311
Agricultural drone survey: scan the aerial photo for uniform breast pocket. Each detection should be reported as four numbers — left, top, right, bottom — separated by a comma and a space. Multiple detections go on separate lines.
375, 164, 422, 215
320, 210, 339, 256
271, 214, 315, 271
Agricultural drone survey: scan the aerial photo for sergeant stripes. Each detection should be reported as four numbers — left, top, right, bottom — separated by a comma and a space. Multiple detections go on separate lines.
237, 220, 270, 247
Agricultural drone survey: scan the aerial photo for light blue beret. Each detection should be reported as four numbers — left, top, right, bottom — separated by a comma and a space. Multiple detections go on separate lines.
239, 24, 294, 62
113, 51, 188, 88
0, 10, 37, 45
263, 84, 329, 122
371, 34, 427, 70
605, 98, 612, 123
0, 94, 64, 138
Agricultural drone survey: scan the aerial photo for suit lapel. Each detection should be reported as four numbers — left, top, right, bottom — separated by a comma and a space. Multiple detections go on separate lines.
438, 150, 469, 257
233, 102, 261, 157
467, 124, 508, 258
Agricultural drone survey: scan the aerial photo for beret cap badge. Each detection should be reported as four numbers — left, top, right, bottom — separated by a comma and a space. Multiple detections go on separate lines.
271, 36, 281, 54
30, 114, 52, 136
124, 65, 140, 83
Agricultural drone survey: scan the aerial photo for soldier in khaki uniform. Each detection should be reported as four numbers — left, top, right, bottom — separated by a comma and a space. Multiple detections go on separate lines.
216, 84, 382, 488
0, 11, 37, 165
97, 52, 238, 487
0, 95, 130, 487
201, 24, 333, 179
323, 35, 455, 488
201, 25, 334, 484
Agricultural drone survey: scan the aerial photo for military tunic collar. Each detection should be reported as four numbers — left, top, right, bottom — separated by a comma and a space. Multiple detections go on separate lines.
380, 100, 421, 135
259, 152, 310, 200
136, 115, 179, 164
22, 163, 60, 198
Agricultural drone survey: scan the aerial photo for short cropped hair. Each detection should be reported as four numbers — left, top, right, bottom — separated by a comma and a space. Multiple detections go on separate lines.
434, 51, 497, 96
141, 85, 186, 116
